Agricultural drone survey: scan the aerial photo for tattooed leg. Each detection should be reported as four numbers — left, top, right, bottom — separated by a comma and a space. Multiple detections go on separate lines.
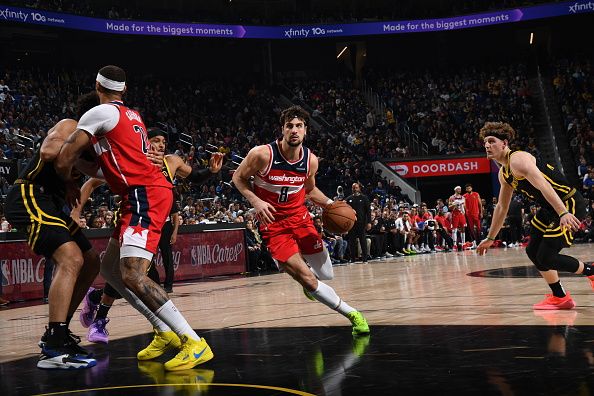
120, 256, 168, 311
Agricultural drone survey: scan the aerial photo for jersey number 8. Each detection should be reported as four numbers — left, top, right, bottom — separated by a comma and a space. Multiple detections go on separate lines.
278, 186, 289, 203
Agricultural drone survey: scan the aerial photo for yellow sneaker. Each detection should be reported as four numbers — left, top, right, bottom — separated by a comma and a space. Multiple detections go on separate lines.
164, 335, 214, 371
137, 329, 182, 361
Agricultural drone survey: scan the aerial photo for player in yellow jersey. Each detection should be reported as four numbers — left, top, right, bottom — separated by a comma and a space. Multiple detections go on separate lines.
477, 122, 589, 310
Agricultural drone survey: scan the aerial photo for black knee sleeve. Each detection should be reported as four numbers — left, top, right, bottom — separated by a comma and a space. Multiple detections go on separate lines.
542, 253, 580, 273
535, 241, 581, 274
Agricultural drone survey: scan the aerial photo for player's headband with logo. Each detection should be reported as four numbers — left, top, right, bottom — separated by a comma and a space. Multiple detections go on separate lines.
96, 73, 126, 91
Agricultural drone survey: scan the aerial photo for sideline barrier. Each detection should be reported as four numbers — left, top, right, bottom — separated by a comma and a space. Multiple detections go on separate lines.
0, 223, 246, 302
0, 1, 593, 39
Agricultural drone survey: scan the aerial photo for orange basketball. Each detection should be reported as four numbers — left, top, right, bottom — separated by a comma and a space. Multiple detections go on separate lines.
322, 201, 357, 234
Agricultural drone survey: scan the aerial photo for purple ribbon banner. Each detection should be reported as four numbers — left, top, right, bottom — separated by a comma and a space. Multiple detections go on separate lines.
0, 1, 592, 39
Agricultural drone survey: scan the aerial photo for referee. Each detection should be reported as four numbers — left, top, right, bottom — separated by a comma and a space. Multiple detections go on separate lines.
346, 182, 371, 263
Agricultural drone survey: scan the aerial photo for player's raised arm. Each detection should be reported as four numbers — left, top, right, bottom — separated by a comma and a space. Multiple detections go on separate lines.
232, 145, 276, 225
171, 152, 224, 182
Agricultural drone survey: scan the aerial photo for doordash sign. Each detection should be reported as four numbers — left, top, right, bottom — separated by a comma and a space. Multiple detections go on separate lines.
387, 156, 490, 178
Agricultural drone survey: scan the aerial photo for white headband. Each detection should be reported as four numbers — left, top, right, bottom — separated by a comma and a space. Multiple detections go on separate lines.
96, 73, 125, 91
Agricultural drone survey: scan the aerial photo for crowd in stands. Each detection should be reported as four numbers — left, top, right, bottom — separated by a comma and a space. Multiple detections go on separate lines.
370, 64, 538, 159
552, 58, 594, 243
10, 0, 558, 25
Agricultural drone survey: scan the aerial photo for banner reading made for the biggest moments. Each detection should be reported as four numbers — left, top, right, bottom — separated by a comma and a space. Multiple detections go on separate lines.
387, 156, 491, 178
0, 228, 246, 301
0, 1, 593, 39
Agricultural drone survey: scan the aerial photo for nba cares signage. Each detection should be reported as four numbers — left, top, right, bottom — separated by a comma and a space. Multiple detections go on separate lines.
387, 156, 491, 178
0, 228, 246, 301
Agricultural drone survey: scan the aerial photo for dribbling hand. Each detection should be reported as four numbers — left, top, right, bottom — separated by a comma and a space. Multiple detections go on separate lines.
253, 199, 276, 226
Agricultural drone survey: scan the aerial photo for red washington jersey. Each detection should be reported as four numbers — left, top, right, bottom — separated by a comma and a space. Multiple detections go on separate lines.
85, 101, 171, 195
253, 140, 311, 217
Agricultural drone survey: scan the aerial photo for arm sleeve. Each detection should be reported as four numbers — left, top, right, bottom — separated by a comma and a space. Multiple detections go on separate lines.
188, 167, 213, 184
77, 104, 120, 136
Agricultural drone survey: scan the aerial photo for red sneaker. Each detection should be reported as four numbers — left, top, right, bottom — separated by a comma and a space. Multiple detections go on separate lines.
587, 275, 594, 291
533, 293, 575, 310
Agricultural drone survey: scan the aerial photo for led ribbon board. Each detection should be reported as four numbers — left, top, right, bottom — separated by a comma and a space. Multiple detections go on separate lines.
0, 1, 592, 39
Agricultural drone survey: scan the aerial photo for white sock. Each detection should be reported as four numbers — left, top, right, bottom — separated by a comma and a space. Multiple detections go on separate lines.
310, 280, 356, 317
461, 232, 466, 244
155, 300, 200, 341
452, 229, 458, 244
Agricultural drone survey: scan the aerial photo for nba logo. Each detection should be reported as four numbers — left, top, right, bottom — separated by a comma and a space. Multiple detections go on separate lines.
191, 246, 198, 266
1, 259, 9, 287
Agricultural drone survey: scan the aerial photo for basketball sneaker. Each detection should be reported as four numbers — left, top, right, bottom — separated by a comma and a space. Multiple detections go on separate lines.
533, 293, 575, 310
79, 287, 99, 328
303, 287, 316, 301
164, 335, 214, 371
346, 311, 370, 335
137, 329, 182, 360
38, 327, 82, 348
37, 343, 97, 370
587, 275, 594, 291
88, 318, 109, 344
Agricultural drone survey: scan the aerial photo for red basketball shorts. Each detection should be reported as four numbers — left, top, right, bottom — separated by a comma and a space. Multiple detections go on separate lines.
113, 185, 173, 254
260, 210, 323, 263
451, 212, 467, 229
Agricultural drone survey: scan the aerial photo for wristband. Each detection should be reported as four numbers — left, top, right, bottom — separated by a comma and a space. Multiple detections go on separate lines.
558, 211, 569, 218
325, 199, 334, 207
486, 236, 496, 241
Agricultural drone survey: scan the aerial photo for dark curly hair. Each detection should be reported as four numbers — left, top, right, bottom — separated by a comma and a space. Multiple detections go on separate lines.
279, 105, 309, 127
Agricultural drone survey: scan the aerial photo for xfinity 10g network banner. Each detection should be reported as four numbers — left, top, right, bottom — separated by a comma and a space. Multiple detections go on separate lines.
0, 1, 593, 39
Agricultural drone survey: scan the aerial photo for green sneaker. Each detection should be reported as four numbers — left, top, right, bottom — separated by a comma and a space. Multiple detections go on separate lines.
352, 334, 371, 357
303, 287, 316, 301
346, 311, 370, 335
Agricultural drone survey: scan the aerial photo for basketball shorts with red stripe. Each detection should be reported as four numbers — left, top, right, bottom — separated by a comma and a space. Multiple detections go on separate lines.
260, 210, 324, 263
113, 186, 172, 255
451, 212, 467, 229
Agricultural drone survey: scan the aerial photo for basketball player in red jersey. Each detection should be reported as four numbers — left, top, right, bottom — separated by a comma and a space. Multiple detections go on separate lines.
448, 186, 467, 250
232, 105, 369, 335
55, 65, 213, 371
463, 183, 483, 248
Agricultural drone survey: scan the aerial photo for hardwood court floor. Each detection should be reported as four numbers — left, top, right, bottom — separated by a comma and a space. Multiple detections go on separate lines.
0, 244, 592, 395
